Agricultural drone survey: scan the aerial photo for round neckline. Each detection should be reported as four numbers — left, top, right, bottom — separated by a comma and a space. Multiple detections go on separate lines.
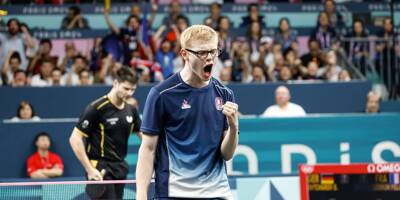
177, 72, 212, 91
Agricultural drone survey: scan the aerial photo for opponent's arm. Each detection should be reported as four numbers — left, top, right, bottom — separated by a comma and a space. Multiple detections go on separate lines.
136, 133, 158, 200
220, 101, 239, 161
69, 128, 103, 180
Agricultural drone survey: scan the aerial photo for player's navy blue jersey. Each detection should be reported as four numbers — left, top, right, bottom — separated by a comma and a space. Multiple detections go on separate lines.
140, 73, 235, 199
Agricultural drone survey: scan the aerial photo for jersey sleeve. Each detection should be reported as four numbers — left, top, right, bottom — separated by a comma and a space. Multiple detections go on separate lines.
140, 87, 164, 135
131, 107, 142, 133
75, 104, 98, 137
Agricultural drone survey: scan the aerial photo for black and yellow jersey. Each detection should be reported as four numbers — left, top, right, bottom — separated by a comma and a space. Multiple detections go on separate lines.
75, 95, 141, 162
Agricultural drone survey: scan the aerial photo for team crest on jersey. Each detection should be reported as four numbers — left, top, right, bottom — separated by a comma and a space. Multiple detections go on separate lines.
126, 116, 133, 123
82, 120, 89, 128
215, 97, 223, 110
181, 99, 191, 109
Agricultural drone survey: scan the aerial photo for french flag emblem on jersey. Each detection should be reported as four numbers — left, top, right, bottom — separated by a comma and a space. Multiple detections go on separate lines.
215, 97, 223, 110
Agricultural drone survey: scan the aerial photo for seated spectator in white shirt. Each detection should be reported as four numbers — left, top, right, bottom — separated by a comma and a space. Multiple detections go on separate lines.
260, 85, 306, 117
11, 100, 40, 122
31, 60, 54, 87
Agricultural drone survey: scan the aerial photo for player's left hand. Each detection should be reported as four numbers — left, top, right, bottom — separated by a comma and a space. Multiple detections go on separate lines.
222, 101, 239, 129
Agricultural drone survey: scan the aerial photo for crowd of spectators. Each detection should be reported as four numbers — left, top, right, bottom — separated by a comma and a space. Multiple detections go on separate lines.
0, 0, 397, 89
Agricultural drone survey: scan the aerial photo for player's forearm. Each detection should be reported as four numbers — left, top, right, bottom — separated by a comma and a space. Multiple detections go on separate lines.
220, 126, 239, 161
136, 144, 156, 199
69, 130, 93, 172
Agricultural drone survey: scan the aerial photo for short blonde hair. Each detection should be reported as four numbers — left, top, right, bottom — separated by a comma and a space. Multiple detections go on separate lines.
180, 25, 218, 49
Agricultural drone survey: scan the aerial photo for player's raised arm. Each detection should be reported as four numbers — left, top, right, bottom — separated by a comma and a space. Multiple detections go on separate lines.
220, 101, 239, 161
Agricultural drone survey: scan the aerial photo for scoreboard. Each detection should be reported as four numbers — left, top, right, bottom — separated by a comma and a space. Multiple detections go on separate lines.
299, 163, 400, 200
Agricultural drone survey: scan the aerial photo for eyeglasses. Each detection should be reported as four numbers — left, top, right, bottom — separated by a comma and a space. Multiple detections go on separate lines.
185, 48, 222, 60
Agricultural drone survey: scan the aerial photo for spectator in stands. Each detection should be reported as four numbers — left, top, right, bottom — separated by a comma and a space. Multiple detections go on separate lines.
344, 19, 369, 74
31, 59, 54, 87
28, 39, 58, 75
96, 54, 122, 85
1, 50, 22, 85
310, 11, 338, 50
216, 16, 233, 61
104, 8, 153, 65
239, 3, 266, 29
11, 100, 40, 121
155, 39, 176, 79
318, 50, 342, 81
284, 47, 305, 80
11, 69, 30, 87
365, 91, 380, 113
301, 38, 324, 67
303, 61, 321, 81
130, 3, 158, 28
219, 66, 232, 85
0, 18, 36, 71
61, 5, 90, 30
157, 15, 190, 50
65, 55, 91, 86
58, 41, 78, 73
260, 85, 306, 117
267, 52, 286, 82
231, 39, 252, 83
254, 36, 274, 71
247, 21, 264, 64
161, 0, 188, 28
274, 18, 298, 52
251, 65, 266, 83
27, 132, 64, 179
50, 67, 64, 86
78, 69, 93, 86
204, 2, 223, 30
324, 0, 346, 36
278, 66, 293, 82
338, 69, 352, 82
375, 17, 398, 98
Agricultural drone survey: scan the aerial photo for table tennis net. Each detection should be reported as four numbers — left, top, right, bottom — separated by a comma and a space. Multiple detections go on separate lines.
0, 179, 138, 200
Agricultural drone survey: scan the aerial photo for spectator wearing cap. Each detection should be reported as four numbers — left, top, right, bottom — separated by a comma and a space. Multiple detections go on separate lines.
255, 36, 274, 70
260, 85, 306, 117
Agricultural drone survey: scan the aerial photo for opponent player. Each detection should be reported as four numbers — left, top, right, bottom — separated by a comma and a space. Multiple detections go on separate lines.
69, 66, 141, 199
136, 25, 239, 200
